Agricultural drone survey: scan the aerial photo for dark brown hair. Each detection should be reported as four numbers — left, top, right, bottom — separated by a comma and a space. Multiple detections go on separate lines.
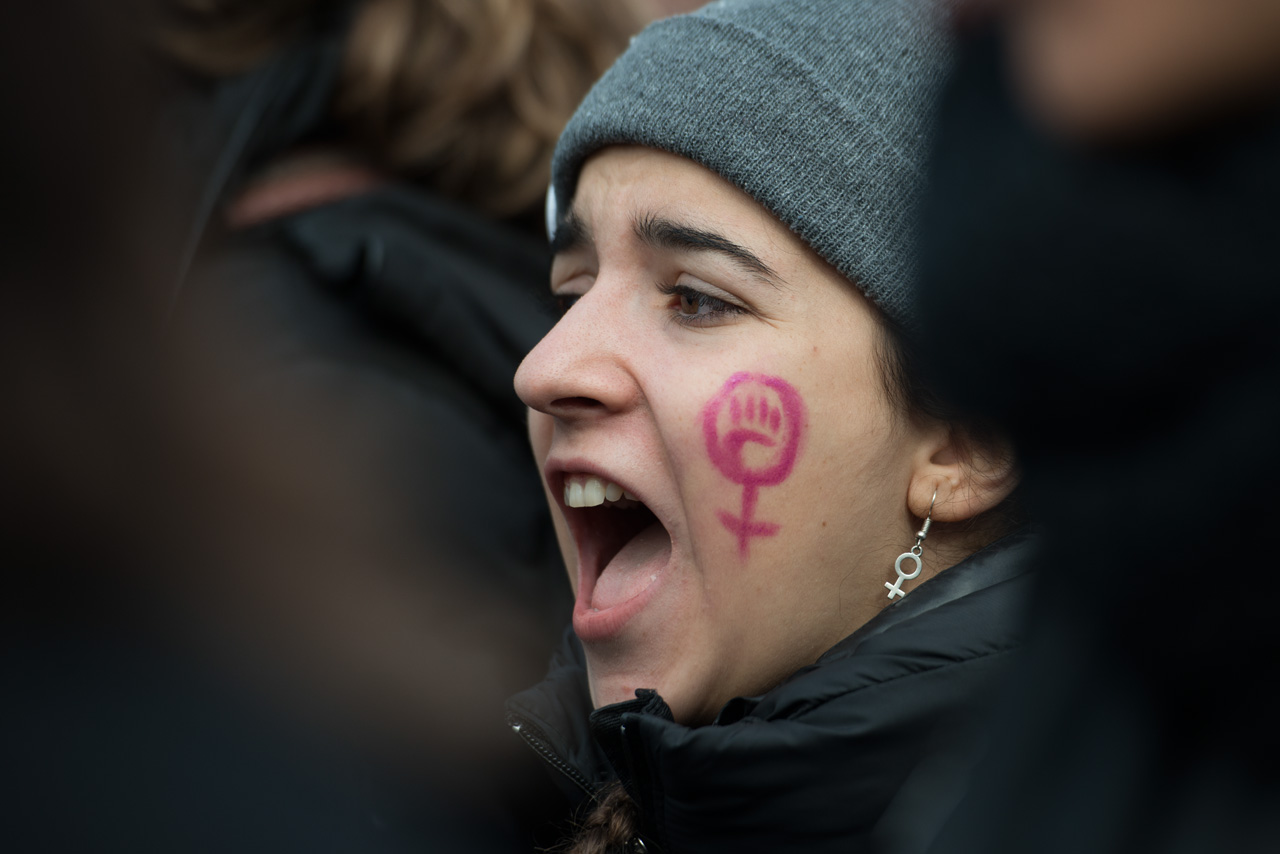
875, 313, 1023, 550
156, 0, 646, 219
561, 782, 640, 854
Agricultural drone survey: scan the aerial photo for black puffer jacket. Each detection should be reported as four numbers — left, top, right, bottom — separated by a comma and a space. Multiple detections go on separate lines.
506, 530, 1038, 853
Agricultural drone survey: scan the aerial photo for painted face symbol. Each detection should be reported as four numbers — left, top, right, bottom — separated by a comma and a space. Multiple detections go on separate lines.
701, 373, 806, 558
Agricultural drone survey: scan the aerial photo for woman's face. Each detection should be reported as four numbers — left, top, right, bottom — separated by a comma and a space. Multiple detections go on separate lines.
515, 146, 934, 724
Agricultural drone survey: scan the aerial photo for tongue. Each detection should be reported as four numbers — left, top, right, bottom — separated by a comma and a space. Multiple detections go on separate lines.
591, 521, 671, 610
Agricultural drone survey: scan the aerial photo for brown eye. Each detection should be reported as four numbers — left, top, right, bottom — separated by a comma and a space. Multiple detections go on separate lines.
659, 282, 747, 326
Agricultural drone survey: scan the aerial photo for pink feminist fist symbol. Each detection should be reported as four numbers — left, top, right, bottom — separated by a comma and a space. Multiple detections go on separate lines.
701, 372, 806, 559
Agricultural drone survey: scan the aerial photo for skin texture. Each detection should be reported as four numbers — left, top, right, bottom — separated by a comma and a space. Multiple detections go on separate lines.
1004, 0, 1280, 140
515, 146, 1012, 724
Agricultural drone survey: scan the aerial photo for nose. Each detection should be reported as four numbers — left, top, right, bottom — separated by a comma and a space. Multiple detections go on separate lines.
515, 286, 641, 422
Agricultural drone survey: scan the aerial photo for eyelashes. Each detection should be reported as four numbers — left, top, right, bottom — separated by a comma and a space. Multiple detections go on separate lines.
552, 281, 750, 328
657, 281, 748, 327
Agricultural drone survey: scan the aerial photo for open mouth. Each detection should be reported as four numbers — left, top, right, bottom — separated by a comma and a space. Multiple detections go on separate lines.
560, 473, 672, 624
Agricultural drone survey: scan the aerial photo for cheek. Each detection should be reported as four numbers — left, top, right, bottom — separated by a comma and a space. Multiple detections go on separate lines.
685, 366, 904, 575
697, 372, 808, 560
659, 372, 812, 569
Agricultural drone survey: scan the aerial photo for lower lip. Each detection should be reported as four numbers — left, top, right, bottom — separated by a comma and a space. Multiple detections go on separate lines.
572, 553, 669, 644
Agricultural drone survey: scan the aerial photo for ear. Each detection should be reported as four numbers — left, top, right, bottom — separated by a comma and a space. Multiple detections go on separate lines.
907, 424, 1018, 523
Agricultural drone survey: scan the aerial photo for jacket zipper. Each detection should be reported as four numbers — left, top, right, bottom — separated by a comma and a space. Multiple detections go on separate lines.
507, 712, 593, 798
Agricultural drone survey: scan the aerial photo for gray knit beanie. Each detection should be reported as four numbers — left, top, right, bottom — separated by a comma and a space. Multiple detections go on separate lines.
550, 0, 954, 327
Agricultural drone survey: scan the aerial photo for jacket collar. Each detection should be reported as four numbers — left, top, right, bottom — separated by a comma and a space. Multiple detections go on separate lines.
820, 526, 1037, 663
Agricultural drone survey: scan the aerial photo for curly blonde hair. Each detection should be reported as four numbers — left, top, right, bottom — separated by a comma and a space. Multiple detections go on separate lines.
157, 0, 646, 219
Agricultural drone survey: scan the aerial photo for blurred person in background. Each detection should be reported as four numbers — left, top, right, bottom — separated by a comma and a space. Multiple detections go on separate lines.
153, 0, 651, 675
2, 4, 532, 851
504, 2, 1036, 851
2, 1, 666, 852
153, 0, 676, 847
880, 1, 1280, 852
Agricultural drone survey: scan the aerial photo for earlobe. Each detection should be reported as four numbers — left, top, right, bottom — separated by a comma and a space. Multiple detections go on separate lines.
909, 427, 1018, 523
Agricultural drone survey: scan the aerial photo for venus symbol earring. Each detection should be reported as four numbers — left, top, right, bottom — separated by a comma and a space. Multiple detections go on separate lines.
885, 489, 936, 600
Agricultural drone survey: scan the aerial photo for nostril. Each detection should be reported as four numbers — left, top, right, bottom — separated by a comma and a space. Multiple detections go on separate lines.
551, 396, 606, 412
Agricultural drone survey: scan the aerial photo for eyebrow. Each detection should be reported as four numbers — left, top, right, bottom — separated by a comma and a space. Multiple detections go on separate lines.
634, 212, 781, 286
551, 207, 783, 288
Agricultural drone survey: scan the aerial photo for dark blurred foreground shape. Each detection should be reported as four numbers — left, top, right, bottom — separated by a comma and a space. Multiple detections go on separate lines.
894, 3, 1280, 852
0, 2, 643, 851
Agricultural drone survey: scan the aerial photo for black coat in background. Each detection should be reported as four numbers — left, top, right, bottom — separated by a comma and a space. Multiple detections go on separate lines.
169, 47, 569, 846
172, 30, 567, 645
0, 8, 556, 851
186, 184, 566, 640
910, 32, 1280, 854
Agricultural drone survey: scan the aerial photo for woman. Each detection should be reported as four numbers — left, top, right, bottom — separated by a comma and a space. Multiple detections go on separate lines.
506, 1, 1033, 852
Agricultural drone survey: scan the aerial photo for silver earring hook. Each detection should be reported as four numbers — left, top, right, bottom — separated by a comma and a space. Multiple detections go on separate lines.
885, 487, 939, 600
910, 488, 938, 557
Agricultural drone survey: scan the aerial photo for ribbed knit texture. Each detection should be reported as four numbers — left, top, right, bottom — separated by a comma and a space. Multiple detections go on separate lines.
551, 0, 953, 326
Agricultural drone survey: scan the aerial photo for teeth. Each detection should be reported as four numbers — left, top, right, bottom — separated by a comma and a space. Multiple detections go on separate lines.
563, 474, 638, 508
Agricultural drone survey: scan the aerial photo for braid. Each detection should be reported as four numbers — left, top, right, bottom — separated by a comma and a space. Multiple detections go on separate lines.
560, 781, 640, 854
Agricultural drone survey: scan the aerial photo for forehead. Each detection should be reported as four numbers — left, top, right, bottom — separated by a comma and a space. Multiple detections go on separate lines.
567, 146, 802, 254
576, 146, 750, 204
